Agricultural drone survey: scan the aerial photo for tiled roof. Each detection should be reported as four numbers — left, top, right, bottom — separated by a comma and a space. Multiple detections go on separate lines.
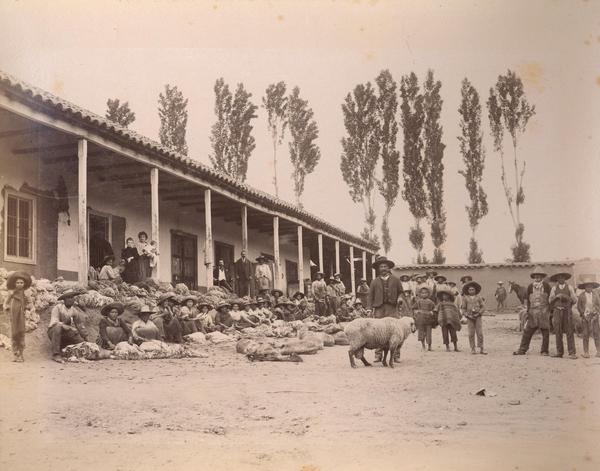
392, 261, 574, 270
0, 70, 378, 251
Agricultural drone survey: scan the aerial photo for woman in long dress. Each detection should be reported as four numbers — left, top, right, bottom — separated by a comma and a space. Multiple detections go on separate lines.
121, 237, 140, 284
255, 256, 272, 292
136, 231, 151, 281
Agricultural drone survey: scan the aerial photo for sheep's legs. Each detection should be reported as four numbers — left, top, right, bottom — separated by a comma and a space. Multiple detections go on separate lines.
360, 353, 371, 367
348, 350, 357, 368
381, 349, 388, 367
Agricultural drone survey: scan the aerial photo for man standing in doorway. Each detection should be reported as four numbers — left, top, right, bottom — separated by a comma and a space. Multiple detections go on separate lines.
234, 250, 253, 297
213, 259, 233, 292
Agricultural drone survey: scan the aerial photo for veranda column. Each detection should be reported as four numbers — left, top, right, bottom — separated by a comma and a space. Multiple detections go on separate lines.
77, 139, 88, 285
273, 216, 280, 290
241, 205, 248, 253
204, 189, 213, 289
362, 250, 367, 281
334, 240, 340, 274
150, 168, 160, 278
349, 246, 356, 295
372, 253, 376, 280
297, 225, 304, 294
317, 233, 324, 273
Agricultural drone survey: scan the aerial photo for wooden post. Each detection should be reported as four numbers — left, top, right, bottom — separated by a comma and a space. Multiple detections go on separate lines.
297, 225, 304, 294
349, 246, 356, 296
204, 189, 213, 289
77, 139, 88, 285
362, 250, 367, 280
335, 240, 340, 275
241, 205, 248, 253
372, 253, 376, 280
273, 216, 280, 291
318, 233, 324, 273
150, 167, 160, 278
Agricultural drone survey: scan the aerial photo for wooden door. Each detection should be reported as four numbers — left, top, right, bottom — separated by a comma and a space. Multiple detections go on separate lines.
171, 231, 197, 289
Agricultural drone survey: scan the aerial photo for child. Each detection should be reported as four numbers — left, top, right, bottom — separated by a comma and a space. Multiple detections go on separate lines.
97, 302, 130, 350
148, 240, 160, 278
178, 296, 199, 335
98, 255, 119, 281
195, 302, 215, 333
353, 299, 367, 318
461, 281, 487, 354
413, 287, 437, 351
576, 277, 600, 358
435, 289, 462, 352
398, 289, 414, 318
4, 271, 32, 362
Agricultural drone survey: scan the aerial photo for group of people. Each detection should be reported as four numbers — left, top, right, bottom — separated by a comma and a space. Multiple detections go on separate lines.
213, 251, 275, 297
89, 231, 159, 284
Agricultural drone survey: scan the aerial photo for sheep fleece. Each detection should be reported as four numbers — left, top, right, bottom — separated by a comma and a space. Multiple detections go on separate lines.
344, 317, 413, 352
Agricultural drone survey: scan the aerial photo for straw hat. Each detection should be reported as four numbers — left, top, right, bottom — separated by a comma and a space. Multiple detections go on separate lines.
6, 271, 32, 290
271, 288, 284, 297
460, 275, 473, 284
293, 291, 305, 300
462, 281, 482, 295
436, 289, 455, 302
58, 288, 86, 301
101, 302, 125, 316
426, 270, 437, 276
577, 275, 600, 290
398, 274, 411, 281
372, 256, 395, 270
216, 301, 231, 310
276, 297, 295, 307
102, 255, 115, 265
530, 265, 547, 279
136, 305, 156, 316
179, 295, 197, 305
549, 272, 571, 283
196, 301, 214, 310
434, 275, 447, 283
157, 292, 176, 306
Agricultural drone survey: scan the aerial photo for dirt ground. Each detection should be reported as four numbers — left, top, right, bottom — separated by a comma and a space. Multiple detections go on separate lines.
1, 310, 599, 471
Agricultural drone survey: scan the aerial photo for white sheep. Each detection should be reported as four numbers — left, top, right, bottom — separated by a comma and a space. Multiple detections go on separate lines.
344, 316, 416, 368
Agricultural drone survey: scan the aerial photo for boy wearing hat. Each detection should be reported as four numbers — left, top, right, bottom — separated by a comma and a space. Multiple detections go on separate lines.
494, 281, 507, 313
397, 274, 412, 294
461, 281, 487, 354
4, 271, 32, 362
97, 302, 130, 350
215, 302, 234, 331
130, 306, 161, 345
436, 289, 462, 352
179, 296, 199, 335
275, 297, 297, 322
576, 276, 600, 358
47, 289, 89, 363
98, 255, 119, 281
514, 266, 552, 356
356, 278, 369, 308
353, 299, 368, 318
549, 272, 578, 359
312, 272, 328, 316
413, 286, 437, 351
334, 273, 346, 298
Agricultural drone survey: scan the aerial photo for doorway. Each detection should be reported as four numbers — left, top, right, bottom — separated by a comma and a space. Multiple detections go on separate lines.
88, 212, 113, 269
171, 231, 197, 289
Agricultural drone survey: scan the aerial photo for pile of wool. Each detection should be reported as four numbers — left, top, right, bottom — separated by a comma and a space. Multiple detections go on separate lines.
63, 341, 112, 361
174, 283, 190, 296
76, 290, 114, 309
0, 333, 11, 350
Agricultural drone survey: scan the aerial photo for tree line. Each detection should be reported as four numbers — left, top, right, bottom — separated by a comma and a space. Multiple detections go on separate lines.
104, 69, 535, 264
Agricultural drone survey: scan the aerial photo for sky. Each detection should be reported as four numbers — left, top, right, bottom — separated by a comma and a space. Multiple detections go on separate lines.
1, 0, 599, 265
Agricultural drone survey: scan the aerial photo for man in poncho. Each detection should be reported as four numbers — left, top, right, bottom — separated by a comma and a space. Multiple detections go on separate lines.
4, 271, 32, 362
47, 289, 89, 363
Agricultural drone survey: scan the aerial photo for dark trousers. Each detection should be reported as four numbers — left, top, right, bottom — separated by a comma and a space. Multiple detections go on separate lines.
553, 308, 575, 356
517, 325, 549, 354
216, 279, 233, 292
441, 325, 458, 345
165, 317, 183, 343
47, 324, 84, 356
315, 299, 327, 316
237, 279, 249, 297
582, 317, 600, 354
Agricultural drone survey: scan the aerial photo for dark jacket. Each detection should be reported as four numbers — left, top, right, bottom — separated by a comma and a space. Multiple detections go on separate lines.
213, 265, 231, 283
526, 281, 551, 312
234, 257, 252, 281
367, 276, 402, 309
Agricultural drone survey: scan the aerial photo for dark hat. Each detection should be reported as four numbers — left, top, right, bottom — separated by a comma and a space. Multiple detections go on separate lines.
398, 274, 411, 281
157, 292, 176, 305
373, 256, 395, 270
460, 275, 473, 283
216, 301, 231, 310
180, 295, 197, 305
436, 289, 455, 302
101, 302, 125, 316
530, 265, 547, 279
256, 297, 266, 304
447, 281, 457, 287
196, 301, 213, 310
549, 272, 571, 283
434, 275, 447, 283
137, 305, 155, 316
577, 275, 600, 290
256, 255, 266, 262
271, 288, 284, 297
102, 255, 115, 265
354, 299, 363, 305
462, 281, 482, 295
6, 271, 32, 290
293, 291, 305, 299
418, 286, 431, 295
58, 288, 86, 301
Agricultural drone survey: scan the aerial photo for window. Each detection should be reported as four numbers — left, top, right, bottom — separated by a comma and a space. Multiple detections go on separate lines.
4, 191, 35, 263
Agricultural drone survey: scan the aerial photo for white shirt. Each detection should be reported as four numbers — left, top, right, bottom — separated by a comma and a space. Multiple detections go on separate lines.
585, 292, 594, 315
217, 267, 227, 281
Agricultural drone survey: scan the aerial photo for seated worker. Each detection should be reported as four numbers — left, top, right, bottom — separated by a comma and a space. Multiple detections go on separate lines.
97, 302, 130, 350
155, 292, 183, 343
98, 255, 120, 281
178, 295, 199, 335
292, 291, 308, 319
353, 299, 368, 318
337, 294, 357, 322
130, 305, 161, 345
230, 299, 259, 329
215, 301, 234, 331
254, 297, 274, 323
195, 302, 215, 333
47, 289, 89, 363
275, 297, 297, 322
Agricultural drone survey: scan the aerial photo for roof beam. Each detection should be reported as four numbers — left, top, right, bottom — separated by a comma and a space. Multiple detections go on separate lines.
12, 141, 78, 155
0, 126, 47, 139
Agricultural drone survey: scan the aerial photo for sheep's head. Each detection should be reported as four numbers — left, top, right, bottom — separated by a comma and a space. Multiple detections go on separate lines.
409, 318, 416, 333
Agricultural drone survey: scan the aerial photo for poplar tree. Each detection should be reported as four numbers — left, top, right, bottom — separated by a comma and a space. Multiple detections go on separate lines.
158, 84, 188, 155
105, 99, 136, 128
287, 86, 321, 207
262, 82, 288, 197
458, 78, 488, 263
487, 70, 536, 262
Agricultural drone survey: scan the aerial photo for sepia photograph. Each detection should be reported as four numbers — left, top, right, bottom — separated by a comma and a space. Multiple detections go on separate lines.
0, 1, 599, 469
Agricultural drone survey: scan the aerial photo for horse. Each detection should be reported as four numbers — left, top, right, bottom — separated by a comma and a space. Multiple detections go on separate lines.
508, 281, 528, 331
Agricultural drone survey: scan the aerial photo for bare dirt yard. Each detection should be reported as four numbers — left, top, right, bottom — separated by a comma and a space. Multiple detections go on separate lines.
1, 310, 599, 471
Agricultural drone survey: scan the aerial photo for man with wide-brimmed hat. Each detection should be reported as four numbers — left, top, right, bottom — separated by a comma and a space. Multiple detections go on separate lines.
494, 281, 507, 312
461, 281, 487, 354
97, 302, 130, 350
436, 288, 462, 352
48, 289, 89, 363
333, 273, 346, 297
275, 297, 297, 322
326, 276, 340, 316
311, 272, 327, 316
549, 272, 578, 359
4, 271, 32, 362
514, 265, 552, 356
130, 305, 161, 345
576, 275, 600, 358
